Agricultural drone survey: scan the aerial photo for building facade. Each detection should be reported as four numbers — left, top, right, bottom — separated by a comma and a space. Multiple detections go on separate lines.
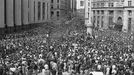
76, 0, 85, 17
76, 0, 92, 34
70, 0, 77, 15
85, 0, 92, 34
0, 0, 50, 34
85, 0, 92, 25
50, 0, 73, 21
92, 0, 134, 32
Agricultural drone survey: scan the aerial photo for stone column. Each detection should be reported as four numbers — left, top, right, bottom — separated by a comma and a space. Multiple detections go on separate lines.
132, 10, 134, 32
113, 10, 117, 23
70, 0, 72, 9
29, 0, 35, 24
45, 2, 48, 21
0, 0, 5, 34
99, 14, 102, 28
6, 0, 14, 27
0, 0, 5, 28
104, 10, 108, 29
122, 10, 128, 32
98, 15, 100, 28
29, 0, 32, 23
35, 0, 38, 23
22, 0, 29, 25
15, 0, 22, 30
40, 0, 43, 22
47, 1, 51, 20
94, 11, 97, 27
84, 0, 89, 25
85, 0, 92, 35
100, 15, 104, 28
6, 0, 15, 32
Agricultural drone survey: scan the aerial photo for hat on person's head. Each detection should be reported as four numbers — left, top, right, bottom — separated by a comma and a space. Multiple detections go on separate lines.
44, 64, 49, 69
50, 46, 53, 49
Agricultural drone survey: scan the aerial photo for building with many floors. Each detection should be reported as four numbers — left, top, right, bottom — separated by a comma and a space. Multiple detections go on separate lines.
0, 0, 77, 34
92, 0, 134, 32
85, 0, 92, 34
76, 0, 85, 17
0, 0, 50, 34
76, 0, 92, 25
66, 0, 77, 19
85, 0, 92, 25
70, 0, 77, 15
50, 0, 75, 21
76, 0, 92, 34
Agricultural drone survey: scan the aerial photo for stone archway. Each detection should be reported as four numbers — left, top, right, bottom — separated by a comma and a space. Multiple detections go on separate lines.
117, 17, 123, 25
114, 17, 123, 31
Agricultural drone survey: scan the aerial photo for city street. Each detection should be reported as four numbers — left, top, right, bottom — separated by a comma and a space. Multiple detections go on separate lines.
0, 19, 133, 75
0, 0, 134, 75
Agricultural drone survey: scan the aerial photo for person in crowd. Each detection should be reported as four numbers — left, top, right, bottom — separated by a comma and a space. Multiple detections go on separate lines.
0, 23, 133, 75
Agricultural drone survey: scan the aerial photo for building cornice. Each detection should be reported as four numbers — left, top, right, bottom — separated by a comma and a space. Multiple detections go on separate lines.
123, 6, 134, 8
92, 7, 124, 10
92, 6, 134, 10
92, 6, 134, 9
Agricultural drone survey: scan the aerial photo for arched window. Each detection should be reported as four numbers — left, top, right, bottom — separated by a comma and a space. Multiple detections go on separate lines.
117, 17, 123, 25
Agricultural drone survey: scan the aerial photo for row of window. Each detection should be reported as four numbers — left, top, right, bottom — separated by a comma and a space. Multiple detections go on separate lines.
38, 2, 49, 20
93, 10, 132, 16
51, 0, 60, 3
93, 3, 114, 7
51, 0, 60, 9
80, 1, 84, 6
80, 1, 91, 6
93, 2, 105, 7
128, 1, 132, 6
51, 11, 60, 19
51, 4, 60, 9
92, 1, 132, 8
93, 10, 104, 15
92, 0, 124, 2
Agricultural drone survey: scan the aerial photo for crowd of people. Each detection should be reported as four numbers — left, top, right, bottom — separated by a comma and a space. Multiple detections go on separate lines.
0, 22, 133, 75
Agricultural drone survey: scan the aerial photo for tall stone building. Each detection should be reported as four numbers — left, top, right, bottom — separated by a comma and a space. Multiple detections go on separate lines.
85, 0, 92, 34
76, 0, 85, 17
76, 0, 92, 22
50, 0, 75, 20
76, 0, 92, 34
0, 0, 50, 34
92, 0, 134, 32
70, 0, 77, 15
